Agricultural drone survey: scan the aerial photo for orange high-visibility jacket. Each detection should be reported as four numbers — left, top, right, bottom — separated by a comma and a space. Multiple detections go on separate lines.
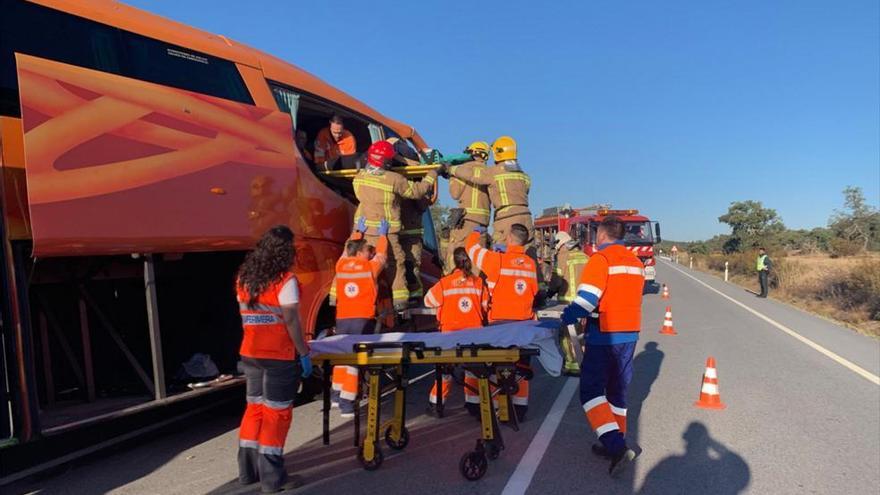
576, 243, 644, 332
424, 269, 488, 331
465, 231, 537, 322
335, 234, 388, 319
314, 127, 357, 164
237, 272, 297, 360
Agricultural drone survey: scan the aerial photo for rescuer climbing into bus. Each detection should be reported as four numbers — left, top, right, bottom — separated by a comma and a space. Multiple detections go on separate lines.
352, 141, 437, 311
331, 217, 390, 417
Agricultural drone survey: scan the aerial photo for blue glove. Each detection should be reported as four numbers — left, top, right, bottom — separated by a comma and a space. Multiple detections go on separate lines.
492, 243, 507, 253
473, 225, 488, 234
561, 305, 579, 326
378, 219, 390, 236
300, 355, 313, 378
356, 216, 367, 233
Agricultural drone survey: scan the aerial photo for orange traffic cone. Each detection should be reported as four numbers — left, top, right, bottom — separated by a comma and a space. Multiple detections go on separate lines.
659, 306, 677, 335
694, 357, 726, 410
661, 284, 670, 299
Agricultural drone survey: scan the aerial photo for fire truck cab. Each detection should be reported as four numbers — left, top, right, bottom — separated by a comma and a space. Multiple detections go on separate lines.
535, 207, 662, 283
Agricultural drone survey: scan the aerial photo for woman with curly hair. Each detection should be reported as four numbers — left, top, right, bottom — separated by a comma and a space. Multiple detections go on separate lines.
235, 225, 311, 493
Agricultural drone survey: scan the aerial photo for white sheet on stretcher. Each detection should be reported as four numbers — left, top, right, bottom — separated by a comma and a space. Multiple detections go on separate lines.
309, 320, 563, 377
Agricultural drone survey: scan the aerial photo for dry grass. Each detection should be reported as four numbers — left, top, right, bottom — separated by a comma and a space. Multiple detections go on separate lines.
686, 252, 880, 337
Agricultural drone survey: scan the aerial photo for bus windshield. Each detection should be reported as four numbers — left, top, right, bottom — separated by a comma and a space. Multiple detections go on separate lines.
622, 221, 654, 244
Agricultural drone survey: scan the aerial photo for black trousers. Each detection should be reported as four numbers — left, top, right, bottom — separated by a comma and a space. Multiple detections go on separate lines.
758, 271, 769, 297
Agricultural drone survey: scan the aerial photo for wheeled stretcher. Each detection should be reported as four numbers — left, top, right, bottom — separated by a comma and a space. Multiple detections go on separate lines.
309, 322, 562, 480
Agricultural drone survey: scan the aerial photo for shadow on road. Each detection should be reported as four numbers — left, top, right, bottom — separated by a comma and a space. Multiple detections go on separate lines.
637, 422, 750, 494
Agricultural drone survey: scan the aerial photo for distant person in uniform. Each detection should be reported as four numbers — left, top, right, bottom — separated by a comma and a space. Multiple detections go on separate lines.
756, 247, 772, 298
314, 114, 357, 170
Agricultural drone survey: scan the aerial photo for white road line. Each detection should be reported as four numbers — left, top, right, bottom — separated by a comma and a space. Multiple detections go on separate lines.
501, 377, 579, 495
661, 260, 880, 386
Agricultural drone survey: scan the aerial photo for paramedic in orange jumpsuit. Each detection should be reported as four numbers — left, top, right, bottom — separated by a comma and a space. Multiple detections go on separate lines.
561, 216, 645, 478
331, 217, 389, 417
423, 247, 488, 413
236, 225, 312, 493
465, 223, 537, 421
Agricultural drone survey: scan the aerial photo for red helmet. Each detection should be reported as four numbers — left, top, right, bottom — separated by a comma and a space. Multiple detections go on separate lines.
367, 141, 395, 167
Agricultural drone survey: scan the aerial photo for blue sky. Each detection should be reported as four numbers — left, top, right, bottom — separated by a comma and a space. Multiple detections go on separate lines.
127, 0, 879, 241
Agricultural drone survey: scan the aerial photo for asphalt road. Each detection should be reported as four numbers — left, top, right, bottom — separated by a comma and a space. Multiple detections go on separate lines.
9, 260, 880, 494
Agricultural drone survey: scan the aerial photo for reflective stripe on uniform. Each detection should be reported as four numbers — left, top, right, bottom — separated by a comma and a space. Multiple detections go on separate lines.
238, 302, 283, 314
583, 396, 608, 413
443, 288, 482, 296
577, 283, 603, 298
608, 265, 645, 276
246, 395, 263, 404
241, 314, 283, 325
258, 445, 284, 456
610, 405, 627, 416
573, 296, 596, 312
595, 422, 619, 436
239, 439, 259, 449
401, 228, 424, 236
476, 249, 487, 270
336, 271, 373, 279
263, 398, 293, 410
425, 291, 440, 307
499, 268, 537, 278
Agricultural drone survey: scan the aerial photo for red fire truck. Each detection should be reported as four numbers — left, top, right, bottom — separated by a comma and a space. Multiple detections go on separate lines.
535, 206, 662, 283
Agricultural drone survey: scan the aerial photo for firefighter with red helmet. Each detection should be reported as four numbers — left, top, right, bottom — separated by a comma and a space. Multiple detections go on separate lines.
352, 141, 437, 311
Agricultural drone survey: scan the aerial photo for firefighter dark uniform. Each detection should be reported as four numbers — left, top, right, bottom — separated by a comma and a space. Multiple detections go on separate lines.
353, 148, 436, 308
423, 269, 488, 405
446, 142, 492, 274
465, 230, 537, 415
562, 240, 644, 472
400, 196, 431, 301
451, 136, 545, 294
236, 272, 302, 492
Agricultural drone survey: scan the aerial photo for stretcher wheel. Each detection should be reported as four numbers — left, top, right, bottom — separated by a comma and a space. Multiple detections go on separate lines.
358, 443, 384, 471
459, 450, 488, 481
384, 426, 409, 450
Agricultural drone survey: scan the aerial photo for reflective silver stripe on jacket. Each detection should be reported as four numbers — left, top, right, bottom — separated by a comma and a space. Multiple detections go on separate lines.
499, 268, 537, 278
336, 271, 373, 279
607, 265, 645, 276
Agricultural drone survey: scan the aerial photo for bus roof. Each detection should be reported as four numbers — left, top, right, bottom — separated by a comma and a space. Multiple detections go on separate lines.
29, 0, 426, 146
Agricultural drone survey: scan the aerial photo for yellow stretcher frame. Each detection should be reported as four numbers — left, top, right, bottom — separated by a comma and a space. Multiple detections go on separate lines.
319, 163, 441, 179
313, 342, 538, 481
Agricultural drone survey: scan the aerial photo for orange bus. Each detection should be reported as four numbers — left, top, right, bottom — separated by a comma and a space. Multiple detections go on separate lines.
0, 0, 440, 469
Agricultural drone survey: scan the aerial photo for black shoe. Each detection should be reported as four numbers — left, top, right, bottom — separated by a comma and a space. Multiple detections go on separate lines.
591, 443, 611, 458
609, 449, 636, 478
425, 403, 441, 417
464, 403, 480, 418
261, 474, 304, 493
514, 405, 527, 423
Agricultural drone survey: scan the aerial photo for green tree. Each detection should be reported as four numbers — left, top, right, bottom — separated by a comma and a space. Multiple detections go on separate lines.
718, 200, 785, 253
430, 204, 450, 237
829, 186, 880, 252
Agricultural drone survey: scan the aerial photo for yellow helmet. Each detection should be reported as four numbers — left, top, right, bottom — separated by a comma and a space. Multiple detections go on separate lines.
464, 141, 490, 161
492, 136, 517, 162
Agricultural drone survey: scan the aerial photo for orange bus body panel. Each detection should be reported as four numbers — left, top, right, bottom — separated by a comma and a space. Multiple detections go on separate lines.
26, 0, 421, 143
17, 53, 355, 258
